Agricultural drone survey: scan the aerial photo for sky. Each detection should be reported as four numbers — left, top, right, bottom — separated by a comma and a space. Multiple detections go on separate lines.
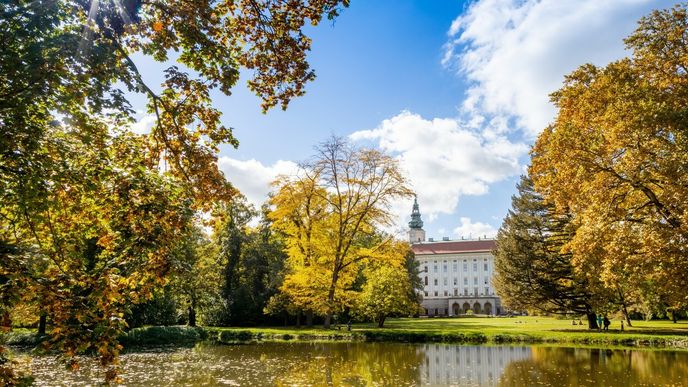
133, 0, 664, 241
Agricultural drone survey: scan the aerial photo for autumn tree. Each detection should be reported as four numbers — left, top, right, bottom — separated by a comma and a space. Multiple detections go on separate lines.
494, 175, 613, 329
1, 0, 349, 382
354, 242, 420, 328
269, 137, 414, 328
530, 4, 688, 314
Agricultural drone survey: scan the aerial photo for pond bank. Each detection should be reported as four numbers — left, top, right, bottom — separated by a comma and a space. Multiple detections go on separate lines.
8, 317, 688, 350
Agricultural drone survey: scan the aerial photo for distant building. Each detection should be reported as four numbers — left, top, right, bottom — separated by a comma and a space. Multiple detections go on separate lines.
408, 199, 502, 316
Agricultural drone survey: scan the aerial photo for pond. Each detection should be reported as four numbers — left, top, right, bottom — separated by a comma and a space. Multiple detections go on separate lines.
21, 342, 688, 386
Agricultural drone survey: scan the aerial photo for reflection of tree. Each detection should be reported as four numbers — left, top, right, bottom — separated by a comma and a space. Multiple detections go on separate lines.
499, 347, 688, 386
268, 342, 424, 386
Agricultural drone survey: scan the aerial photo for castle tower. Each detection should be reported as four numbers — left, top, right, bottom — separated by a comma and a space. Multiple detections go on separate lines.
408, 196, 426, 244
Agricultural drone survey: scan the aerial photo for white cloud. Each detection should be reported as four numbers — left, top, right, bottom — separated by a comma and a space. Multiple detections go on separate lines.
351, 111, 527, 221
453, 217, 498, 239
444, 0, 661, 137
217, 157, 299, 208
130, 114, 156, 135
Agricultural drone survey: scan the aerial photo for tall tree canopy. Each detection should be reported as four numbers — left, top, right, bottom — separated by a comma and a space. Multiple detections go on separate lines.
1, 0, 348, 382
530, 4, 688, 312
269, 137, 414, 328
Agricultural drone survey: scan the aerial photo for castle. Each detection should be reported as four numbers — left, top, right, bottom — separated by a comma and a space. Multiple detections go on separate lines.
408, 197, 502, 316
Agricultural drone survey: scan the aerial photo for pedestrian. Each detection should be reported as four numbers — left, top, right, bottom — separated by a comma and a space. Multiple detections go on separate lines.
603, 316, 610, 331
597, 314, 603, 331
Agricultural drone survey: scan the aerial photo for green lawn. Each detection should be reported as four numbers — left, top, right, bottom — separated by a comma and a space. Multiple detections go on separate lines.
208, 316, 688, 348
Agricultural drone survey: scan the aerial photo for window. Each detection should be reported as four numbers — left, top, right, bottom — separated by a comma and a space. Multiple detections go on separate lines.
484, 278, 488, 285
453, 263, 457, 272
473, 277, 478, 285
443, 278, 448, 286
444, 290, 448, 296
454, 288, 458, 296
453, 278, 458, 286
444, 308, 448, 315
485, 287, 489, 295
434, 278, 438, 286
424, 291, 428, 297
474, 287, 478, 296
473, 263, 477, 271
463, 261, 467, 271
484, 263, 488, 271
464, 288, 468, 296
464, 277, 468, 285
434, 291, 438, 297
424, 266, 428, 272
434, 265, 438, 273
424, 277, 428, 286
443, 265, 447, 273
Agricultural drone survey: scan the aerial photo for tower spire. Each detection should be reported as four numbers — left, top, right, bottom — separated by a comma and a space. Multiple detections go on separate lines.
409, 195, 423, 229
408, 195, 426, 243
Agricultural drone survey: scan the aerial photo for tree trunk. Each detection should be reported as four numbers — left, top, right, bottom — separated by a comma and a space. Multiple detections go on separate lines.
586, 312, 599, 330
622, 308, 632, 327
377, 316, 386, 328
617, 287, 632, 327
188, 306, 196, 327
306, 310, 313, 328
323, 271, 339, 329
1, 311, 10, 329
38, 313, 47, 335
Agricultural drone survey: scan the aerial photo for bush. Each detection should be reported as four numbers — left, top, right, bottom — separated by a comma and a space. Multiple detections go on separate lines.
217, 330, 254, 343
118, 326, 203, 347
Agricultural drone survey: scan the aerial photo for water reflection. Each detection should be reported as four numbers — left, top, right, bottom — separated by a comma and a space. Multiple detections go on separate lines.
500, 347, 688, 386
420, 344, 531, 385
21, 342, 688, 386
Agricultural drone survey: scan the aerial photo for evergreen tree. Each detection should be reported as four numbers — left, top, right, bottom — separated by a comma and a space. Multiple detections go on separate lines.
494, 175, 604, 329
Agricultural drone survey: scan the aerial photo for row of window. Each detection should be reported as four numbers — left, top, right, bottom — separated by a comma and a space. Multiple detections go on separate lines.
424, 277, 489, 286
423, 287, 492, 297
424, 260, 490, 273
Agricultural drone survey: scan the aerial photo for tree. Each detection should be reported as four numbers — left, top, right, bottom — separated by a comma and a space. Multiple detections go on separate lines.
354, 242, 420, 328
530, 4, 688, 314
214, 198, 255, 325
269, 137, 414, 328
494, 175, 609, 329
212, 201, 287, 326
168, 227, 222, 327
1, 0, 349, 382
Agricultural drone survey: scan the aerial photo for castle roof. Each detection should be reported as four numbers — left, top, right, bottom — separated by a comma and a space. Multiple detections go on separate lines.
411, 239, 496, 255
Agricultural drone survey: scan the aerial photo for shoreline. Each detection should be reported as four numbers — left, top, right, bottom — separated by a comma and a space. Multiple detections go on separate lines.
8, 323, 688, 351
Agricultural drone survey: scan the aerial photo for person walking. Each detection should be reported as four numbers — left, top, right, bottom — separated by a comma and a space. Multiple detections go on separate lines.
597, 314, 603, 331
603, 316, 610, 331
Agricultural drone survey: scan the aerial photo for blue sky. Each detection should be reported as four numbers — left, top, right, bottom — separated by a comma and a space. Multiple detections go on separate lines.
132, 0, 663, 240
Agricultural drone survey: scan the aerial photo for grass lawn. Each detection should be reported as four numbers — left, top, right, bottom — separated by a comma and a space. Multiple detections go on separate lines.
208, 316, 688, 348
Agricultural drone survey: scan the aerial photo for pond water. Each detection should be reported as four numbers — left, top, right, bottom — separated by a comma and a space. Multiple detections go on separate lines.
21, 342, 688, 386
